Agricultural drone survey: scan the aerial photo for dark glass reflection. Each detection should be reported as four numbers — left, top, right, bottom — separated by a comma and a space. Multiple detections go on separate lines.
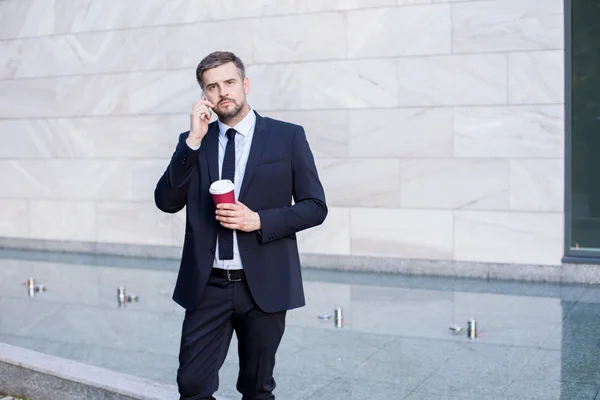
560, 300, 600, 399
570, 0, 600, 250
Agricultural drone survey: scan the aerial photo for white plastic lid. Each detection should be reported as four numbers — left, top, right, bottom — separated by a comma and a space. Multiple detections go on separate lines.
209, 179, 234, 195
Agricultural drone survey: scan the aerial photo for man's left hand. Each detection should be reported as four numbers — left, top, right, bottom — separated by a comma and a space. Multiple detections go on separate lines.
216, 201, 261, 232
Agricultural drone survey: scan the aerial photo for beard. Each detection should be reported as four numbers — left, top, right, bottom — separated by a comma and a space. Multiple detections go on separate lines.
214, 98, 245, 122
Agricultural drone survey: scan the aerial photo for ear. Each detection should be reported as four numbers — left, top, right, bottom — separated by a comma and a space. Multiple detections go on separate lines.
243, 76, 250, 95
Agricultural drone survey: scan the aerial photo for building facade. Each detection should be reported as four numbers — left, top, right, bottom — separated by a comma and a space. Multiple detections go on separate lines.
0, 0, 594, 277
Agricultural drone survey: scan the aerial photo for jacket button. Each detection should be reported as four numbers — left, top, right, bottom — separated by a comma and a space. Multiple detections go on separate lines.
209, 247, 215, 254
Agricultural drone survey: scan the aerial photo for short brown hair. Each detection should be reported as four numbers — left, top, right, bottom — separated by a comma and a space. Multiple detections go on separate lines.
195, 51, 246, 89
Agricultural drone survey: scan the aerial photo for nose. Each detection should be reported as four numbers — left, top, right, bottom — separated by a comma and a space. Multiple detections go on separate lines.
219, 86, 229, 99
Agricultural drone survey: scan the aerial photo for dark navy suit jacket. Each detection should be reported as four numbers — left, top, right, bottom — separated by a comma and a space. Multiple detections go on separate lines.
154, 112, 327, 313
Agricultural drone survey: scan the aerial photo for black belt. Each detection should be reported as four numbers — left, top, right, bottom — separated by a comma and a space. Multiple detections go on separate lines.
211, 268, 245, 282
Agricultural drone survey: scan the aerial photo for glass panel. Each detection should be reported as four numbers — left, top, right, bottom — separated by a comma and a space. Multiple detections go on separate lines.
570, 0, 600, 250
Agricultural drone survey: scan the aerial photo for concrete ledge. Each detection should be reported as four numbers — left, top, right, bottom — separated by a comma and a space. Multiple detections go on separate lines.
2, 237, 600, 284
0, 238, 182, 259
0, 342, 179, 400
299, 253, 600, 285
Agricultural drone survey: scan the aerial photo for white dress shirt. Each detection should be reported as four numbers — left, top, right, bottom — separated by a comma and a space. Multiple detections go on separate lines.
188, 109, 256, 270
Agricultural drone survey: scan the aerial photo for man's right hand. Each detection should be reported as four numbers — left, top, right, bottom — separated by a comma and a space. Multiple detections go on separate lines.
187, 97, 215, 148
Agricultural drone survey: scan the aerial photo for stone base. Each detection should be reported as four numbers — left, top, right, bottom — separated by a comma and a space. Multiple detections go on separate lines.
0, 343, 179, 400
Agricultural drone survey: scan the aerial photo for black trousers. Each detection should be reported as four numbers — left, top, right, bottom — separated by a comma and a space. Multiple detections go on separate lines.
177, 272, 286, 400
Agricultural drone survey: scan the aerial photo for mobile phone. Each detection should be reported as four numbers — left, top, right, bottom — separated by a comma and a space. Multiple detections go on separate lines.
200, 91, 212, 121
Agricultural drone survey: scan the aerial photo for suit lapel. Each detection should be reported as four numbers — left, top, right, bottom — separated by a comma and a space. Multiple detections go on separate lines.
239, 113, 269, 201
203, 122, 220, 183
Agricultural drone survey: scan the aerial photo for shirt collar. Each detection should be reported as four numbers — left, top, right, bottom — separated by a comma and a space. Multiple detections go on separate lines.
218, 108, 256, 138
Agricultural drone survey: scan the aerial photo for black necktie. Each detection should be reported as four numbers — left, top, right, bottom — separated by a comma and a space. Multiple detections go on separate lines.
219, 128, 236, 260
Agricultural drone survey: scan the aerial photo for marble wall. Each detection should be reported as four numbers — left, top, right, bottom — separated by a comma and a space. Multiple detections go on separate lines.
0, 0, 565, 266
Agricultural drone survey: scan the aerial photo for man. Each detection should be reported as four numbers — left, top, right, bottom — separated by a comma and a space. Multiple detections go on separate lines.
154, 51, 327, 400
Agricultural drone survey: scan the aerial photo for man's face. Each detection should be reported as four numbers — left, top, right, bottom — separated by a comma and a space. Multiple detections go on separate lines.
202, 62, 249, 121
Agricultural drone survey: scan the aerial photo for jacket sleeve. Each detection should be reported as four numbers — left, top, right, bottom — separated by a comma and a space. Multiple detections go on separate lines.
154, 132, 200, 214
256, 126, 328, 243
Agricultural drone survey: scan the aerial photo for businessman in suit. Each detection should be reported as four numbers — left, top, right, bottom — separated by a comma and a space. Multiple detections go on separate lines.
154, 51, 327, 400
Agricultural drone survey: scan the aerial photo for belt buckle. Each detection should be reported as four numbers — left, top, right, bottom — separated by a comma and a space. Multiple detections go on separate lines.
226, 269, 241, 282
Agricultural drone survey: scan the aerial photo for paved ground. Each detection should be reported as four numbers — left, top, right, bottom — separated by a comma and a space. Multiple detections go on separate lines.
1, 249, 600, 399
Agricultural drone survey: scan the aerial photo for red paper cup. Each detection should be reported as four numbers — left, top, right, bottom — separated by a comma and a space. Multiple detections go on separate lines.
209, 179, 235, 206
